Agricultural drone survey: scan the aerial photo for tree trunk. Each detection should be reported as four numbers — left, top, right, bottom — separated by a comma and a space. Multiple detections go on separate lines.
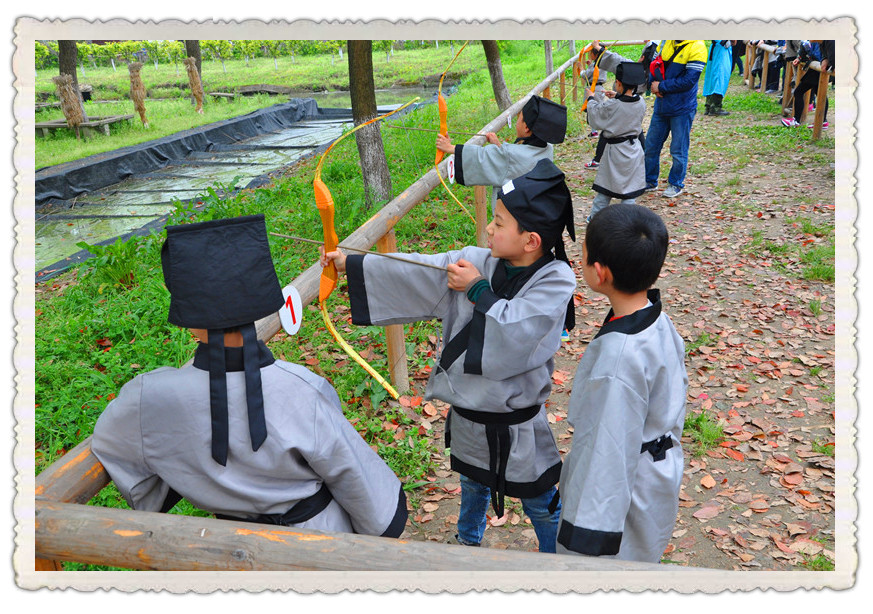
569, 40, 576, 55
544, 40, 554, 74
58, 40, 87, 121
347, 40, 392, 207
481, 40, 512, 111
184, 40, 202, 76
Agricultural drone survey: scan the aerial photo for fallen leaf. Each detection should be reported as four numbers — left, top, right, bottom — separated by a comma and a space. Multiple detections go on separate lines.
701, 474, 717, 489
692, 505, 721, 520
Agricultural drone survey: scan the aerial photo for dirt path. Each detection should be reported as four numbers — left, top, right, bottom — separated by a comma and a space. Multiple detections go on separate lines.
401, 83, 836, 570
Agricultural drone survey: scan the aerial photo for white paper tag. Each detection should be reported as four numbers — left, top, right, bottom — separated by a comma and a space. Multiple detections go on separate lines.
279, 285, 303, 335
502, 179, 515, 194
507, 114, 512, 130
447, 156, 455, 184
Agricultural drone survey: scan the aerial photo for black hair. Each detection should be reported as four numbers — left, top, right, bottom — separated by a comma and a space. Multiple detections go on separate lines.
585, 204, 668, 294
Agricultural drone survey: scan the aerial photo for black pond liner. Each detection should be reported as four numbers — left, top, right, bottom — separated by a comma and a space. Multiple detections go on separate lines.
34, 94, 434, 280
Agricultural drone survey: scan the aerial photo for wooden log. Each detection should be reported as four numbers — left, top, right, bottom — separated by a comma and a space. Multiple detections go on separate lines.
572, 61, 580, 103
760, 51, 770, 93
35, 500, 683, 572
35, 436, 109, 505
475, 185, 488, 248
782, 61, 795, 114
745, 43, 753, 88
812, 68, 830, 140
377, 229, 410, 394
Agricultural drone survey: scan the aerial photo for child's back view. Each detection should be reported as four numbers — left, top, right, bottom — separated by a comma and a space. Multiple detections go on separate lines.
556, 204, 688, 562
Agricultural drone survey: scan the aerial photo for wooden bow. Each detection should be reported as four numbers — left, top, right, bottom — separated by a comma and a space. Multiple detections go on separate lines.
581, 41, 610, 112
314, 98, 420, 400
434, 41, 476, 223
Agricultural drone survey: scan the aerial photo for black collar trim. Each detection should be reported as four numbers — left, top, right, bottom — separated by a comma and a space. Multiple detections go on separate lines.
193, 340, 276, 372
514, 135, 548, 148
617, 94, 641, 102
593, 289, 662, 339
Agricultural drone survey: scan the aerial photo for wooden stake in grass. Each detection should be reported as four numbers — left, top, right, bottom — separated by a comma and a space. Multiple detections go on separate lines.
52, 73, 85, 140
128, 62, 149, 128
183, 57, 204, 114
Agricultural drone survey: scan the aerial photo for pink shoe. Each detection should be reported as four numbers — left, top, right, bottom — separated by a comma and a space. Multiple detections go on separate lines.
782, 117, 800, 127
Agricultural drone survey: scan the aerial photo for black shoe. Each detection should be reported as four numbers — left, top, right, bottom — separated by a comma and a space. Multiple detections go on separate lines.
713, 108, 730, 116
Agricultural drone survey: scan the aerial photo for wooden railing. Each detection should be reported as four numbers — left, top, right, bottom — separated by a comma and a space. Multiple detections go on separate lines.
746, 40, 833, 140
32, 49, 697, 574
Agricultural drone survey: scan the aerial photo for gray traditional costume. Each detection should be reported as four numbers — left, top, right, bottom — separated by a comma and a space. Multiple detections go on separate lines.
556, 290, 688, 562
453, 95, 566, 214
91, 214, 407, 537
345, 160, 576, 522
586, 62, 648, 203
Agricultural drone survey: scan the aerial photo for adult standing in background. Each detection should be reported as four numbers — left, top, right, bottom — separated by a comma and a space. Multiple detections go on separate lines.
703, 40, 733, 116
644, 39, 708, 199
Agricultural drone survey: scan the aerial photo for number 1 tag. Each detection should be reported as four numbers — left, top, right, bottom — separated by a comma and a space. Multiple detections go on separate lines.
279, 285, 303, 335
447, 156, 455, 184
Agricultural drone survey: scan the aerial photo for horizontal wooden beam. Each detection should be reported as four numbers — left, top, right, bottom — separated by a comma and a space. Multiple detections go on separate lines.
35, 436, 109, 504
35, 499, 683, 572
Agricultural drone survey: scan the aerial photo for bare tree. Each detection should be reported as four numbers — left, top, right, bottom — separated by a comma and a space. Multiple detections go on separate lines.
544, 40, 554, 75
347, 40, 392, 207
58, 40, 87, 121
184, 40, 202, 76
481, 40, 512, 111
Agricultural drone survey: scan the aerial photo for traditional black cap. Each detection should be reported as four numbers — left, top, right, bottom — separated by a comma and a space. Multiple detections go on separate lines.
497, 159, 576, 330
521, 96, 567, 144
616, 62, 647, 87
161, 214, 284, 466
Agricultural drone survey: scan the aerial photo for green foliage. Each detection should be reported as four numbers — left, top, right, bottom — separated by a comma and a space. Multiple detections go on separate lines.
812, 439, 835, 457
686, 332, 716, 355
35, 41, 56, 69
798, 553, 835, 571
683, 409, 725, 457
75, 235, 146, 292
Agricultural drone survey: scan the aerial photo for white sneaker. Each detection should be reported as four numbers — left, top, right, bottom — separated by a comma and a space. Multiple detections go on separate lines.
782, 117, 800, 127
662, 185, 683, 198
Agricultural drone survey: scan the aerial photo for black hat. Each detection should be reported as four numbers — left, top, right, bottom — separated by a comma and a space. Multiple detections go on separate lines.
521, 96, 567, 144
616, 62, 647, 87
497, 159, 576, 330
161, 214, 284, 466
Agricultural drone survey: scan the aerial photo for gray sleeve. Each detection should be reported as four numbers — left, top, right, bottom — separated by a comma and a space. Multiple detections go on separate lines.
347, 251, 460, 325
456, 143, 517, 187
90, 376, 171, 512
304, 384, 405, 536
476, 267, 575, 379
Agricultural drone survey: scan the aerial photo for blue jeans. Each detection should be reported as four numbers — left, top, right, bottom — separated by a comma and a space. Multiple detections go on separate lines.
590, 192, 636, 221
644, 110, 696, 190
456, 474, 561, 553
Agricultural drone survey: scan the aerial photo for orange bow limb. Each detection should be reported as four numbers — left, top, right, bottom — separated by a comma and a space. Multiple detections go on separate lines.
435, 93, 448, 165
314, 177, 338, 302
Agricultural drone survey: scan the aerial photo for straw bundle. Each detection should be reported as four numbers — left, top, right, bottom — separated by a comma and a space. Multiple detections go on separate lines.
52, 74, 86, 138
128, 62, 149, 128
183, 57, 204, 114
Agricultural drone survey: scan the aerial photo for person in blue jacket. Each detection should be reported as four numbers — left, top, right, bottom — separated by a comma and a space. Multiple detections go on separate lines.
644, 40, 708, 199
702, 40, 733, 116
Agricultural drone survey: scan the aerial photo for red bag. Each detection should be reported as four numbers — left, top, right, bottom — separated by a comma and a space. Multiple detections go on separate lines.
649, 41, 690, 81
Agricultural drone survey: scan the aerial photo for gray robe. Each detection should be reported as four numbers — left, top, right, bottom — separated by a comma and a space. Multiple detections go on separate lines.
345, 246, 575, 498
91, 343, 406, 537
586, 92, 647, 200
556, 291, 688, 563
454, 140, 553, 213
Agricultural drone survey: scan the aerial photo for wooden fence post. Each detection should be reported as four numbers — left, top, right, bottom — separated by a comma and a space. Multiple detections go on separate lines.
745, 43, 753, 88
559, 72, 566, 105
572, 61, 579, 103
798, 67, 811, 124
475, 186, 489, 248
760, 50, 770, 93
377, 229, 409, 394
782, 61, 795, 114
812, 69, 830, 140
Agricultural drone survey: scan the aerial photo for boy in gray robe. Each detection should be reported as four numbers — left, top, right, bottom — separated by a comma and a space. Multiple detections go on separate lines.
321, 159, 576, 552
436, 95, 566, 217
584, 62, 649, 221
556, 204, 688, 562
91, 214, 407, 538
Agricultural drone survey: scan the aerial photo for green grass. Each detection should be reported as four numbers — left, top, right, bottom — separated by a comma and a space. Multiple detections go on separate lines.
683, 409, 725, 457
809, 299, 823, 316
812, 438, 836, 457
798, 554, 835, 571
686, 332, 716, 355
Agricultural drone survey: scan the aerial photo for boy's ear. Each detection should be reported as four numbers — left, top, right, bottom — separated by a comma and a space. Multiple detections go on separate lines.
524, 231, 543, 253
593, 261, 613, 287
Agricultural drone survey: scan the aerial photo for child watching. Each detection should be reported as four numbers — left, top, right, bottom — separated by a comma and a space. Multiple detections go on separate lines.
555, 204, 688, 562
583, 62, 649, 222
92, 214, 408, 538
321, 159, 576, 552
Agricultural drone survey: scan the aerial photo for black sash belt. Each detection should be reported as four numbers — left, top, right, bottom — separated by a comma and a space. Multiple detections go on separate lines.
603, 134, 638, 145
640, 434, 674, 461
215, 483, 333, 526
452, 405, 540, 518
